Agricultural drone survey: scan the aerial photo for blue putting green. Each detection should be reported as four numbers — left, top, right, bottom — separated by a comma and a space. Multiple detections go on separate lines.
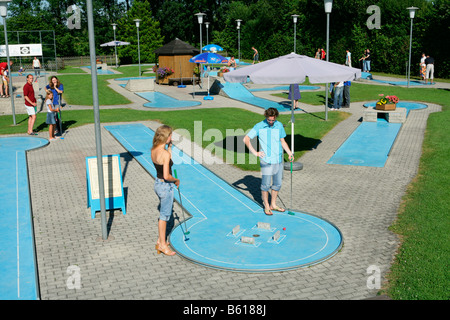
82, 66, 115, 75
136, 92, 202, 108
362, 72, 431, 86
0, 137, 48, 300
114, 76, 155, 81
105, 123, 343, 272
327, 120, 401, 167
328, 102, 427, 167
363, 101, 428, 116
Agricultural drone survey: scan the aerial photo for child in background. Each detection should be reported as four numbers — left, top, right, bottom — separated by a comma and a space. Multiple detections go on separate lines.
2, 69, 9, 97
45, 90, 59, 141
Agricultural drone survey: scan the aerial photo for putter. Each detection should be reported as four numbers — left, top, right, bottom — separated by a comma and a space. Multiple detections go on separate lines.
287, 158, 295, 215
174, 169, 190, 236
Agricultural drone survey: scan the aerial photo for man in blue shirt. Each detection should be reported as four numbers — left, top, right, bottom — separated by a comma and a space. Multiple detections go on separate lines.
243, 108, 294, 215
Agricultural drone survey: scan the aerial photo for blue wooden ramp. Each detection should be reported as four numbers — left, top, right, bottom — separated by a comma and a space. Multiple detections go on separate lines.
106, 123, 343, 272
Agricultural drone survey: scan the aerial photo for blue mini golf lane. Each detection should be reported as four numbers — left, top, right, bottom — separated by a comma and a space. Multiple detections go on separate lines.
106, 123, 343, 272
327, 102, 427, 167
135, 92, 202, 109
0, 137, 48, 300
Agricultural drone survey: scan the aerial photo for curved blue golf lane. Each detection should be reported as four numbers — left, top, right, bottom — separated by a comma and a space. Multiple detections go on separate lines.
363, 101, 427, 116
105, 123, 343, 272
0, 137, 48, 300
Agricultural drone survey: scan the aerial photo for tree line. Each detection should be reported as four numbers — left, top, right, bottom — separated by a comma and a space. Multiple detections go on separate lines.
2, 0, 449, 78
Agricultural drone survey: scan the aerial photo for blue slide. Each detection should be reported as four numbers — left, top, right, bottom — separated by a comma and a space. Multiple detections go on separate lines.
219, 82, 293, 111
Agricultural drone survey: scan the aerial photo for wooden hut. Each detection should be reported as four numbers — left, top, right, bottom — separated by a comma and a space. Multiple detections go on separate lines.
154, 38, 200, 85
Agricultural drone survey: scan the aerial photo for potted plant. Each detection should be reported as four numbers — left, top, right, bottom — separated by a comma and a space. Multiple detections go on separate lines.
218, 66, 230, 77
375, 94, 399, 111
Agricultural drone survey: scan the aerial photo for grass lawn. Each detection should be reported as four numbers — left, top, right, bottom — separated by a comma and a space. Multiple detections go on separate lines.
381, 105, 450, 300
57, 65, 155, 106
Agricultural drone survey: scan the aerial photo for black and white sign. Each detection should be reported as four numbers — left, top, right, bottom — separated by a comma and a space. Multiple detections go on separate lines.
0, 44, 43, 57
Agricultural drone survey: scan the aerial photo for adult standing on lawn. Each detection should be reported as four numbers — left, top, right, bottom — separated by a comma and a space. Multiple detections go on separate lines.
252, 47, 259, 64
23, 74, 38, 135
243, 107, 294, 216
425, 55, 434, 85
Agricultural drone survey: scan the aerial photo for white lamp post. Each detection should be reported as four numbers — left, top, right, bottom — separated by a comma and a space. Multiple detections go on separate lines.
324, 0, 333, 121
134, 19, 141, 77
205, 22, 210, 45
194, 12, 206, 53
111, 23, 118, 68
0, 0, 15, 125
407, 7, 418, 88
236, 19, 242, 65
291, 14, 299, 53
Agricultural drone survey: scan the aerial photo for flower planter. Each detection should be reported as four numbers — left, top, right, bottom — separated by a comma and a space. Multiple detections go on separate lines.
375, 103, 396, 111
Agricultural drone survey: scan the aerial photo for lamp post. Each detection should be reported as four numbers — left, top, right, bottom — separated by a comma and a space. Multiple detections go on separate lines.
205, 22, 210, 46
87, 0, 108, 241
134, 19, 141, 77
111, 23, 118, 68
291, 14, 299, 53
0, 0, 15, 125
194, 12, 206, 53
324, 0, 333, 121
236, 19, 242, 65
407, 7, 418, 88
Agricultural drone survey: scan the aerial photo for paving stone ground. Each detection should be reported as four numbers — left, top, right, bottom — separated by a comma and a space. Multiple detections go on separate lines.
1, 71, 445, 301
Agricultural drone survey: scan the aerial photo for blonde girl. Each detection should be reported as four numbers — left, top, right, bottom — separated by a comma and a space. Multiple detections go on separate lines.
151, 125, 180, 256
45, 90, 59, 141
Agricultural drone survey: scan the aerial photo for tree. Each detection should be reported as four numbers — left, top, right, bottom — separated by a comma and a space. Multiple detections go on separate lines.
116, 0, 164, 64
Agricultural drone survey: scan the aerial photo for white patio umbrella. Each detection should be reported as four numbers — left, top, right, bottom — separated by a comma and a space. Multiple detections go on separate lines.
224, 52, 361, 152
224, 53, 362, 208
100, 40, 130, 47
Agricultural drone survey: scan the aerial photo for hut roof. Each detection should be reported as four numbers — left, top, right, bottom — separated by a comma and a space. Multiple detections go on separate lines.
154, 38, 200, 55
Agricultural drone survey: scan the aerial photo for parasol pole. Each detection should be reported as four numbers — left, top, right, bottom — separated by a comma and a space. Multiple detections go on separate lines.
290, 94, 294, 209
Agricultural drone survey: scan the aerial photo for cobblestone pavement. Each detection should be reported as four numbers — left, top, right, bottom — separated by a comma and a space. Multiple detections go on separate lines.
2, 72, 444, 301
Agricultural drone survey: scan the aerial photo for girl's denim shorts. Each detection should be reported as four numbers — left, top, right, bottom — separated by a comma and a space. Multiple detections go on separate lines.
154, 179, 174, 221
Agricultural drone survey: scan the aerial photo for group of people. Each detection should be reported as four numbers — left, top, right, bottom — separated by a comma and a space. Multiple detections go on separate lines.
315, 48, 327, 60
152, 107, 294, 256
359, 49, 371, 72
420, 53, 434, 84
24, 74, 64, 140
226, 47, 259, 70
330, 81, 351, 111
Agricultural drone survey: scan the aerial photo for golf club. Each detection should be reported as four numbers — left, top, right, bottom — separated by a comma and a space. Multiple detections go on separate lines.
173, 169, 190, 236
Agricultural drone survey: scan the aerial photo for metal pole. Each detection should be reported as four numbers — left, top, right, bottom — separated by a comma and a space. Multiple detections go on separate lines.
238, 28, 240, 64
294, 23, 297, 53
87, 0, 108, 240
113, 26, 118, 68
325, 13, 329, 121
53, 30, 57, 72
137, 26, 140, 76
3, 16, 16, 125
407, 18, 413, 88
